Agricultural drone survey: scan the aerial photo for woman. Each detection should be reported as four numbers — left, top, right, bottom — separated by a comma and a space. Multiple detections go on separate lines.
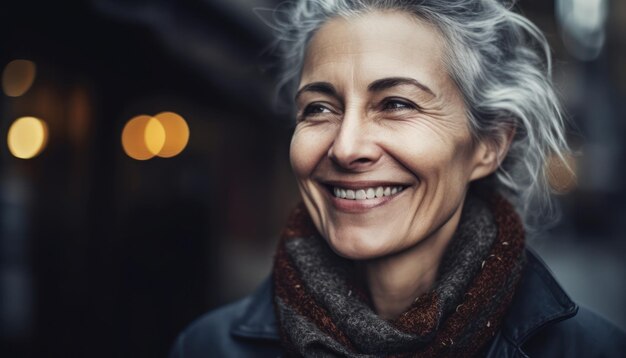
171, 0, 625, 356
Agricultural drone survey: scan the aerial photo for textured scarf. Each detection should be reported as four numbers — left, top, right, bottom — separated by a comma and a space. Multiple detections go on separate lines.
273, 194, 526, 357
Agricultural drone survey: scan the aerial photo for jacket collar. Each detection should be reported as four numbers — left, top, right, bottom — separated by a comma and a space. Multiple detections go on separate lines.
230, 276, 280, 341
499, 249, 578, 346
230, 249, 578, 349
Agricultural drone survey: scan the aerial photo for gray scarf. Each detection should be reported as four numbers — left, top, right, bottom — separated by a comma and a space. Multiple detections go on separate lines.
273, 194, 526, 357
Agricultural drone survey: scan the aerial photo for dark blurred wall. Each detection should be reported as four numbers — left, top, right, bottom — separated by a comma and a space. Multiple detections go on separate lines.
0, 1, 295, 356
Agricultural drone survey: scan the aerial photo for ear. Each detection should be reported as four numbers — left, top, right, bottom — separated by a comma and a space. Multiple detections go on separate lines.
469, 124, 516, 181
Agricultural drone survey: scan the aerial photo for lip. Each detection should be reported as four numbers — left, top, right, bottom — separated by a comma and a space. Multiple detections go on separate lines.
318, 180, 411, 213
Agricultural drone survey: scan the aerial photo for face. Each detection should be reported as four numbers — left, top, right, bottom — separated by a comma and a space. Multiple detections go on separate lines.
290, 11, 497, 260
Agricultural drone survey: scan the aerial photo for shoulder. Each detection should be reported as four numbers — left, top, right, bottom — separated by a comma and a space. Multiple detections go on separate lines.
169, 278, 282, 358
493, 249, 626, 357
523, 306, 626, 357
169, 296, 251, 358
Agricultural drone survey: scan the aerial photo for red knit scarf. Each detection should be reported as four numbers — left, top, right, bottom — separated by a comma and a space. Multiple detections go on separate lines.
273, 195, 526, 357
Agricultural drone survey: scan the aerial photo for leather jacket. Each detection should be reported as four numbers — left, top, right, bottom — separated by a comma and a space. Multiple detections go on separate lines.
170, 250, 626, 357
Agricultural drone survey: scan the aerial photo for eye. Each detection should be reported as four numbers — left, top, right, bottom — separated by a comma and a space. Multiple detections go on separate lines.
303, 103, 332, 116
381, 98, 418, 112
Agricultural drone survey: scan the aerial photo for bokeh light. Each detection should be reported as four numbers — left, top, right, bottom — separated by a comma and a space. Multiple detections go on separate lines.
7, 116, 49, 159
122, 115, 161, 160
556, 0, 608, 60
547, 153, 578, 194
2, 59, 37, 97
154, 111, 189, 158
144, 117, 166, 155
122, 112, 189, 160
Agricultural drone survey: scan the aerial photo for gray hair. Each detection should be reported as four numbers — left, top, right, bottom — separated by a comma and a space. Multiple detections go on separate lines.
267, 0, 571, 230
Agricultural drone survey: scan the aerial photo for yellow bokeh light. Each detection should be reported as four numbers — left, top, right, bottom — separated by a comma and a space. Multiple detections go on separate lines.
154, 111, 189, 158
2, 59, 36, 97
122, 115, 158, 160
7, 116, 49, 159
144, 117, 166, 155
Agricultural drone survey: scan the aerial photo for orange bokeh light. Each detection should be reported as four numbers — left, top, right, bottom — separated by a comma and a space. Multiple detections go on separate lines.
122, 112, 189, 160
122, 115, 163, 160
2, 59, 36, 97
546, 153, 577, 194
154, 111, 189, 158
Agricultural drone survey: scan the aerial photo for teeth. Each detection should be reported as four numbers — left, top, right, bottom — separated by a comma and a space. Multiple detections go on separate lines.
375, 187, 383, 198
332, 185, 405, 200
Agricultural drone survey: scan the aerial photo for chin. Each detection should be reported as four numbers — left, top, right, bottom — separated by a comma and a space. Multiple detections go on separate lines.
324, 225, 399, 260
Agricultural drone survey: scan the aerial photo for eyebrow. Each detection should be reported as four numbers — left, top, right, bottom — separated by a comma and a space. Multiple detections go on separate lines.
295, 82, 338, 101
295, 76, 436, 101
367, 77, 436, 97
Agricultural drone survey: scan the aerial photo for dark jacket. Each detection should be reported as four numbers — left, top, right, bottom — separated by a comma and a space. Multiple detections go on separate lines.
170, 250, 626, 357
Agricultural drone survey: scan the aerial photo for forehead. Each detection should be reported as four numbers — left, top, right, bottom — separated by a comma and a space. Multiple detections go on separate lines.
301, 11, 447, 88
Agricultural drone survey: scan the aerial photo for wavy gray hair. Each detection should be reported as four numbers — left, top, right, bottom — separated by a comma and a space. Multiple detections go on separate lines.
268, 0, 570, 230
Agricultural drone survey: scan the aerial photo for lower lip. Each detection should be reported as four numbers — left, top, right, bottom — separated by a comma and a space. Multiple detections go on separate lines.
327, 189, 405, 213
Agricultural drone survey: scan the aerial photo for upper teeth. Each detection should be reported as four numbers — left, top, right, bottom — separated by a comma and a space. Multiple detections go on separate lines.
333, 186, 404, 200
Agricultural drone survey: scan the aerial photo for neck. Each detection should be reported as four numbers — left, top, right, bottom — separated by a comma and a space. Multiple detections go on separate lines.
357, 203, 465, 320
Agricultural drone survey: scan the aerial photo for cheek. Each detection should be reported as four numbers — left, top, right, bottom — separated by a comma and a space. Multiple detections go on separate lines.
382, 121, 474, 180
386, 130, 456, 177
289, 126, 331, 178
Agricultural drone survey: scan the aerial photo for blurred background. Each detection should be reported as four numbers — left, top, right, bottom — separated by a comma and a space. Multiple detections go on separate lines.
0, 0, 624, 357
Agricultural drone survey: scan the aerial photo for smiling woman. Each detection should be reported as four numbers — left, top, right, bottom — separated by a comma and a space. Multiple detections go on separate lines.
170, 1, 626, 357
290, 12, 506, 321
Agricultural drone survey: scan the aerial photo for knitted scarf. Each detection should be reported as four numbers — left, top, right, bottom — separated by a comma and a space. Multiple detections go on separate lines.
272, 194, 526, 357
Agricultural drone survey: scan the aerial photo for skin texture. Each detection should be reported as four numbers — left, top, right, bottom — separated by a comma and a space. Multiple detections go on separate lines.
290, 11, 509, 319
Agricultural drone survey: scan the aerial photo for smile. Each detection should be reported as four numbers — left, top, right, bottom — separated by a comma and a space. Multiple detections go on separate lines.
319, 181, 411, 213
332, 186, 405, 200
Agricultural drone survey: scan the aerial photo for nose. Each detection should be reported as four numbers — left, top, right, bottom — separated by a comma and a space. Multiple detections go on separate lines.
328, 110, 382, 171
